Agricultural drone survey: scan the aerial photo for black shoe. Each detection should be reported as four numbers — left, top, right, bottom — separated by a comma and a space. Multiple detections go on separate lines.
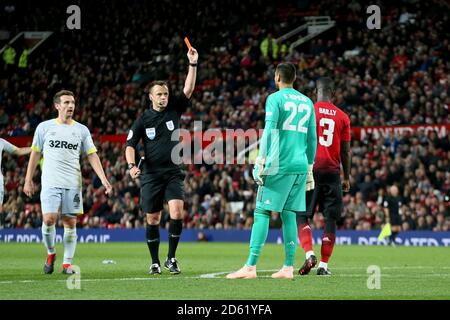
317, 267, 332, 276
149, 263, 161, 275
43, 253, 56, 274
298, 255, 317, 275
164, 257, 181, 274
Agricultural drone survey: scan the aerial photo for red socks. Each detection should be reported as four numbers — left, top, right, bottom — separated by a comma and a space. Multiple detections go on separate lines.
299, 224, 313, 252
320, 233, 336, 263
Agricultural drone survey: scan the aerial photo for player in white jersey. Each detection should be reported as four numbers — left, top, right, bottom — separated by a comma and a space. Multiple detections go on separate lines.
0, 138, 31, 208
24, 90, 112, 275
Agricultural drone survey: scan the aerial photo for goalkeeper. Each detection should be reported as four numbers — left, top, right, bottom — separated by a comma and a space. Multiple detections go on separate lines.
227, 62, 316, 279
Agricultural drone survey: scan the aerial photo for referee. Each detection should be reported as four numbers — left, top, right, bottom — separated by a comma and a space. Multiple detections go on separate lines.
383, 185, 403, 246
125, 47, 198, 275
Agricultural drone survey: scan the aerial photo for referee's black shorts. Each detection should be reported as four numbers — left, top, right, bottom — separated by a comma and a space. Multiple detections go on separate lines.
298, 172, 343, 220
140, 168, 186, 213
389, 214, 402, 226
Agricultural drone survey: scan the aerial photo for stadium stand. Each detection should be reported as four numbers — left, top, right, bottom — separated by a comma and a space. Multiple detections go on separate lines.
0, 0, 449, 231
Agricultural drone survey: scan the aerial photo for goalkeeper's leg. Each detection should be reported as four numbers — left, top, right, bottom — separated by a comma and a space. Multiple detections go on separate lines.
271, 209, 297, 279
226, 207, 270, 279
246, 207, 271, 266
227, 175, 294, 279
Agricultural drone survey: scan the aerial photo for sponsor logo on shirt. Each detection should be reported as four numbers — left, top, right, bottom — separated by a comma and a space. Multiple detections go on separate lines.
48, 140, 79, 150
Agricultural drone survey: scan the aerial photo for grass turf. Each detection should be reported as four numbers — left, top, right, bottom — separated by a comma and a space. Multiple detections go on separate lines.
0, 242, 449, 300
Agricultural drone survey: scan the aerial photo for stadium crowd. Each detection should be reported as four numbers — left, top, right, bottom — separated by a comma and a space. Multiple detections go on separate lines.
0, 0, 449, 231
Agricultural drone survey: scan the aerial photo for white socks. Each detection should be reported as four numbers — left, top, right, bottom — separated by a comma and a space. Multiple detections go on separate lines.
41, 223, 56, 254
63, 228, 78, 265
306, 250, 315, 259
319, 261, 328, 270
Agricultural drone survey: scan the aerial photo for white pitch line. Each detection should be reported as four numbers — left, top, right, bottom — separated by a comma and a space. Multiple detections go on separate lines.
199, 269, 277, 278
1, 266, 450, 285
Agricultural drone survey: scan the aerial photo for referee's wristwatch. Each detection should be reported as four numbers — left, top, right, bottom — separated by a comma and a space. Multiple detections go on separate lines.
128, 163, 136, 170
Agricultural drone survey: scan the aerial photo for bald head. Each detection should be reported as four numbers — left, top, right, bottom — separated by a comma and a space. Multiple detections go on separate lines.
390, 185, 399, 197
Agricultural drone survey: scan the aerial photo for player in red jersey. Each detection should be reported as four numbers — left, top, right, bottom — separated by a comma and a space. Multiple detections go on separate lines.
297, 77, 351, 276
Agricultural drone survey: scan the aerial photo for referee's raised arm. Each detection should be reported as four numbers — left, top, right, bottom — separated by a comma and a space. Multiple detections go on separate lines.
183, 47, 198, 99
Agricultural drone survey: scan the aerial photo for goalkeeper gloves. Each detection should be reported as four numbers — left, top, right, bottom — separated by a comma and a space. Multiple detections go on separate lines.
252, 157, 265, 186
306, 164, 315, 191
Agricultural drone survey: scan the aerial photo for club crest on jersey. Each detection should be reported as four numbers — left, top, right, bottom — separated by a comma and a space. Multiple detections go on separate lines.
146, 128, 156, 140
166, 120, 174, 131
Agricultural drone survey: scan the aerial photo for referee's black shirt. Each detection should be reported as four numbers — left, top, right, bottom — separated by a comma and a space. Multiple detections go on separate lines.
383, 196, 402, 216
126, 94, 190, 173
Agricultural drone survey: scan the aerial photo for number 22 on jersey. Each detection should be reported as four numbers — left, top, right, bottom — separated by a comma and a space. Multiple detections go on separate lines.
282, 102, 311, 133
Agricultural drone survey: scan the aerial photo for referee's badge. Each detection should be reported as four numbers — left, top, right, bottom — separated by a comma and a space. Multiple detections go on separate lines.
146, 128, 156, 140
127, 130, 133, 141
166, 120, 174, 131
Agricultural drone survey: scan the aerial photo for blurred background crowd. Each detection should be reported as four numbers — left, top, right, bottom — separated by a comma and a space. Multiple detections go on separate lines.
1, 0, 449, 231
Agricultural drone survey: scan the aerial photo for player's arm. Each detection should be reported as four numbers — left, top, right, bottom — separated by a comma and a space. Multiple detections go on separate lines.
305, 102, 317, 191
125, 118, 144, 179
81, 127, 112, 195
383, 200, 391, 223
0, 138, 31, 156
125, 146, 141, 179
13, 146, 31, 156
253, 95, 279, 185
24, 150, 40, 197
183, 47, 198, 99
253, 119, 277, 185
306, 103, 317, 166
340, 140, 351, 192
340, 116, 352, 192
87, 152, 112, 195
24, 125, 44, 197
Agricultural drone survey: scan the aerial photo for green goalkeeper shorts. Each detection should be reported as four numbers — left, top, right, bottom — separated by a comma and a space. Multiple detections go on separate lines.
256, 173, 307, 212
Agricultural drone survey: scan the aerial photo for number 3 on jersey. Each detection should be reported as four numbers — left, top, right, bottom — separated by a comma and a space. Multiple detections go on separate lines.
319, 118, 335, 147
282, 102, 311, 133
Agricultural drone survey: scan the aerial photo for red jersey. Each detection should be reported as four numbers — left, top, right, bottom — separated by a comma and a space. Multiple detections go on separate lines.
313, 101, 351, 174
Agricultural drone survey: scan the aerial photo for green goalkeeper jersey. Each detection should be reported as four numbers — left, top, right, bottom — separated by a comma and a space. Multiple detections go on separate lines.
261, 87, 317, 175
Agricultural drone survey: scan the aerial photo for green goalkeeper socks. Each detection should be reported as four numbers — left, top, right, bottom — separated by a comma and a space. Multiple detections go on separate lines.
281, 209, 298, 267
246, 207, 270, 266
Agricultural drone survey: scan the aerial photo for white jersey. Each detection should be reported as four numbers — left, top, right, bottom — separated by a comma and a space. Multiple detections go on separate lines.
31, 119, 97, 189
0, 138, 17, 184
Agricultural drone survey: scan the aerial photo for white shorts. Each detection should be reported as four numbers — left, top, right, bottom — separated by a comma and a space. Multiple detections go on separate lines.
40, 187, 83, 216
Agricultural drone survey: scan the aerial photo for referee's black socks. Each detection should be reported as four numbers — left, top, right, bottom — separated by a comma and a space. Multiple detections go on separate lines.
168, 219, 183, 259
146, 224, 160, 265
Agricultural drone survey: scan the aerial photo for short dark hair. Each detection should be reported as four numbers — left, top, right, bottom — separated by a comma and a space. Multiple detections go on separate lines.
276, 62, 296, 84
316, 77, 334, 93
53, 90, 75, 104
148, 80, 169, 93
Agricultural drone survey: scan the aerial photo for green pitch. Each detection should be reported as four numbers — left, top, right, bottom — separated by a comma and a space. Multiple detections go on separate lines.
0, 242, 449, 299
